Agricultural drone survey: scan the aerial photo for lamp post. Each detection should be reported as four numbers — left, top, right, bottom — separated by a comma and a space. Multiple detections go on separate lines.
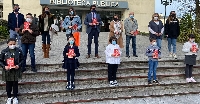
12, 0, 14, 8
161, 0, 172, 25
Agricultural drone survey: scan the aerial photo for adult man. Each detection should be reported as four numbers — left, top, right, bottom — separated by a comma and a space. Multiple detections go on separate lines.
84, 5, 102, 58
8, 4, 25, 49
124, 12, 138, 58
18, 13, 40, 72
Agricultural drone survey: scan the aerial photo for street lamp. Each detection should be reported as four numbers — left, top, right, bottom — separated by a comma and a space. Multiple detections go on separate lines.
161, 0, 173, 25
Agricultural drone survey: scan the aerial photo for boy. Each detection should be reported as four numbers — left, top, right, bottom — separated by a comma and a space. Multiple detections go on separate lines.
145, 37, 161, 85
0, 38, 24, 104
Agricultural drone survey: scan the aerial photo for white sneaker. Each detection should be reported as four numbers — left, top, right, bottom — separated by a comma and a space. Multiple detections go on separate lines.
169, 53, 173, 57
109, 81, 115, 87
13, 97, 18, 104
6, 98, 12, 104
173, 54, 177, 59
186, 78, 191, 83
113, 80, 119, 86
190, 77, 196, 82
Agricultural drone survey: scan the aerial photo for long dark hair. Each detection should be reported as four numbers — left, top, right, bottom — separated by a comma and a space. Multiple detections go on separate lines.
41, 6, 51, 18
68, 7, 76, 16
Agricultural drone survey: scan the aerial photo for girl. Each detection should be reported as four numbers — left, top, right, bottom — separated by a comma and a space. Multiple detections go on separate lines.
105, 36, 122, 86
109, 14, 124, 48
148, 13, 164, 49
62, 36, 80, 90
0, 38, 24, 104
182, 34, 199, 83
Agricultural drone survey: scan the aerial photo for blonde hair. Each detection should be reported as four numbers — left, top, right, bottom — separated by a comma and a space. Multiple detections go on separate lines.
152, 13, 160, 21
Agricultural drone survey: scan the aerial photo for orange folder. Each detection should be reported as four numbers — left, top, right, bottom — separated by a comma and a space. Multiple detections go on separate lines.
73, 32, 80, 46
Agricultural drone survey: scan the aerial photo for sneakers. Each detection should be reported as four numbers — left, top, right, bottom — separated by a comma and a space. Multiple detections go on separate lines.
190, 77, 196, 82
169, 53, 173, 57
13, 98, 18, 104
186, 78, 191, 83
173, 54, 177, 59
109, 81, 115, 87
66, 82, 71, 90
153, 80, 159, 84
6, 98, 12, 104
148, 80, 152, 85
113, 80, 119, 86
71, 82, 75, 90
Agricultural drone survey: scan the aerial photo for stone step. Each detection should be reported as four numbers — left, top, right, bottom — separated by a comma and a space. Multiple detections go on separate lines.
1, 82, 200, 104
1, 66, 200, 84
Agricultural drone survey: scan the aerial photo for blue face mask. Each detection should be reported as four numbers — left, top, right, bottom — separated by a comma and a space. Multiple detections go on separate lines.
69, 40, 74, 45
112, 40, 116, 45
70, 11, 74, 15
130, 15, 134, 19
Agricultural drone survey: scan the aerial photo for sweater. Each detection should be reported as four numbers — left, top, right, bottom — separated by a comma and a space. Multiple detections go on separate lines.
182, 41, 198, 55
148, 20, 164, 39
165, 18, 180, 39
105, 44, 121, 64
145, 44, 161, 61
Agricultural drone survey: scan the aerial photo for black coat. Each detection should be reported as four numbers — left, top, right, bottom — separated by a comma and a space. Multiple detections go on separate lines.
38, 14, 54, 34
165, 18, 180, 39
0, 47, 24, 81
62, 45, 80, 69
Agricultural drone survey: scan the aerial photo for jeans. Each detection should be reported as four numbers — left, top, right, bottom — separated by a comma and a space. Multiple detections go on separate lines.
126, 35, 136, 55
9, 29, 22, 49
108, 64, 118, 81
88, 28, 99, 54
185, 64, 193, 78
42, 31, 51, 44
6, 81, 18, 98
21, 43, 36, 68
156, 39, 162, 49
167, 38, 176, 53
148, 59, 158, 81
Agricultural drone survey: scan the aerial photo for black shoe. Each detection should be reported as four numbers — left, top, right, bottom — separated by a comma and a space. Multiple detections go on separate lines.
21, 68, 26, 73
148, 81, 152, 85
126, 55, 130, 58
133, 55, 138, 57
71, 82, 75, 90
153, 80, 159, 84
66, 82, 71, 90
31, 67, 37, 72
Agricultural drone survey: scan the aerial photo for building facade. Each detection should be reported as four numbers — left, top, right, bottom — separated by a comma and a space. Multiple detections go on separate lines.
3, 0, 155, 32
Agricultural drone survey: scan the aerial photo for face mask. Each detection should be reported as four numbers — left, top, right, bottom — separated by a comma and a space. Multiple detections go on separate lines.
152, 42, 157, 46
171, 14, 176, 17
69, 40, 74, 45
45, 11, 50, 15
26, 18, 32, 23
113, 18, 118, 21
130, 15, 134, 19
154, 17, 158, 20
112, 40, 116, 45
9, 45, 16, 49
14, 8, 19, 12
190, 39, 195, 42
70, 11, 74, 15
92, 8, 96, 12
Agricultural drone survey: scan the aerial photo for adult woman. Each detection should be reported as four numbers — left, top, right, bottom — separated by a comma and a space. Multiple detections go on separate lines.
148, 13, 164, 49
109, 14, 124, 48
165, 11, 180, 59
38, 6, 54, 58
62, 7, 81, 40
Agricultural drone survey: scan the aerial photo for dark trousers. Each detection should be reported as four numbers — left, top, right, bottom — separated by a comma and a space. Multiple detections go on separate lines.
42, 31, 51, 44
6, 81, 18, 98
126, 35, 136, 56
66, 34, 73, 40
87, 28, 99, 54
21, 43, 35, 68
108, 64, 118, 81
185, 64, 193, 78
67, 63, 75, 83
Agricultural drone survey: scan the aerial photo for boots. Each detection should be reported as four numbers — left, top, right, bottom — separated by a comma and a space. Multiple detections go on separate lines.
46, 44, 51, 58
42, 44, 47, 58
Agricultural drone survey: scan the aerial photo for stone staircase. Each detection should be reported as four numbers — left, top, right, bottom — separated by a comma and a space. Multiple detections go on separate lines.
0, 59, 200, 104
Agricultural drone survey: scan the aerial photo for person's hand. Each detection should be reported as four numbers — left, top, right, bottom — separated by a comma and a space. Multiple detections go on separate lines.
155, 33, 159, 36
111, 54, 115, 57
130, 31, 134, 34
15, 65, 19, 69
92, 23, 96, 25
68, 26, 72, 29
49, 27, 52, 31
158, 33, 162, 36
115, 31, 119, 35
15, 28, 20, 32
22, 29, 26, 33
5, 66, 10, 70
196, 48, 199, 52
27, 29, 33, 34
66, 53, 68, 56
96, 22, 99, 25
73, 53, 76, 56
89, 23, 93, 25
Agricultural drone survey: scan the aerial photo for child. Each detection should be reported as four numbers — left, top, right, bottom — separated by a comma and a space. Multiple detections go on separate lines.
105, 36, 122, 87
0, 38, 24, 104
62, 36, 80, 90
182, 34, 199, 83
145, 37, 161, 85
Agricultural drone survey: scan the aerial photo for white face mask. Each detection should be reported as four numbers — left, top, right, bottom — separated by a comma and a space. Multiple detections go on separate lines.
26, 18, 32, 23
9, 45, 16, 49
190, 39, 195, 42
154, 17, 158, 20
152, 42, 157, 46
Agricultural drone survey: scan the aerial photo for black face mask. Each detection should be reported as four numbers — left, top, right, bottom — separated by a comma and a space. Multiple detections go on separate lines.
171, 14, 176, 17
45, 11, 50, 15
114, 18, 118, 21
91, 8, 96, 12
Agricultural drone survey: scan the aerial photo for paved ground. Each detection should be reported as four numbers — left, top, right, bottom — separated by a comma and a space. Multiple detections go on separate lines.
0, 32, 198, 65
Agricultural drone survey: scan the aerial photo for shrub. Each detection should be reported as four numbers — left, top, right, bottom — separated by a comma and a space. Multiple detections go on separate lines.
178, 13, 200, 43
0, 19, 9, 40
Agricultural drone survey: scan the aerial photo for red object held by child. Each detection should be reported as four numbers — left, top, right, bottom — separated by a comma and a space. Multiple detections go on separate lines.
7, 58, 15, 69
72, 24, 78, 30
192, 44, 197, 53
153, 49, 158, 59
68, 49, 74, 56
114, 49, 120, 57
92, 18, 97, 24
24, 22, 30, 29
